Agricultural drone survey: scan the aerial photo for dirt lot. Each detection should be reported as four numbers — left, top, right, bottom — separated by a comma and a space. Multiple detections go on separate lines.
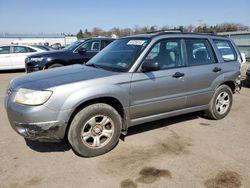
0, 64, 250, 188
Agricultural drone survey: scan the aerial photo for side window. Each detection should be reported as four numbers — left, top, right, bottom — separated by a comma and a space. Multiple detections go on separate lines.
101, 40, 113, 49
143, 39, 184, 70
185, 39, 216, 66
213, 40, 237, 62
27, 47, 36, 52
14, 46, 29, 53
0, 46, 10, 54
78, 40, 100, 52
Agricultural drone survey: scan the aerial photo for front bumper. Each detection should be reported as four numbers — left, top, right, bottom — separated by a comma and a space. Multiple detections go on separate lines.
5, 92, 71, 142
10, 121, 67, 142
25, 58, 43, 73
26, 64, 41, 73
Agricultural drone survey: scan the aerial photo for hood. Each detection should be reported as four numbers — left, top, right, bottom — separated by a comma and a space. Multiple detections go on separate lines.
10, 65, 119, 90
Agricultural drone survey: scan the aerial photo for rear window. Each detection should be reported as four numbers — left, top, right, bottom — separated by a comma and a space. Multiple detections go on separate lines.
213, 40, 237, 62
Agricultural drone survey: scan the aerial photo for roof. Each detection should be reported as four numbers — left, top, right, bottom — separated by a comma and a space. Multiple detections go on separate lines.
0, 44, 44, 48
0, 34, 65, 38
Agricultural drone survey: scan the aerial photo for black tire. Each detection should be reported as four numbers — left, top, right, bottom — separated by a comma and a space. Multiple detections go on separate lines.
68, 103, 122, 157
205, 85, 233, 120
47, 63, 64, 69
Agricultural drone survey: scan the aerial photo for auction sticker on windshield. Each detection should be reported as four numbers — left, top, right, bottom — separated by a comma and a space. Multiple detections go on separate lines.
127, 40, 145, 45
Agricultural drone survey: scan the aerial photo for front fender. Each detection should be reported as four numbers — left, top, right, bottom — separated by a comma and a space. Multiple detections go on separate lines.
60, 84, 130, 110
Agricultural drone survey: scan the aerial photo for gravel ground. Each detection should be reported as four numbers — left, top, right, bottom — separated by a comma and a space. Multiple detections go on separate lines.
0, 63, 250, 188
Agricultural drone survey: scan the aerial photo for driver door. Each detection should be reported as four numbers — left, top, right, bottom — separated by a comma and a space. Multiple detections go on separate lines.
129, 39, 187, 123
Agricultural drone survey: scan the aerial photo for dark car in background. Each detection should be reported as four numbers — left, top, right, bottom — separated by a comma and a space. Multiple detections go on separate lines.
246, 66, 250, 80
25, 37, 115, 73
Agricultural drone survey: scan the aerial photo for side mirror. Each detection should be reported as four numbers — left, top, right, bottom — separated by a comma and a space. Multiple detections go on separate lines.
78, 48, 87, 55
141, 61, 160, 72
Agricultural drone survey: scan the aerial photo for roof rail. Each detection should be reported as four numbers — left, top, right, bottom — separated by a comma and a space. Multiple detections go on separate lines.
185, 31, 218, 35
152, 31, 218, 37
147, 29, 183, 34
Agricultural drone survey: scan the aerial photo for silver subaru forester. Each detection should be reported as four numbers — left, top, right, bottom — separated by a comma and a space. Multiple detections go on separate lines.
5, 32, 242, 157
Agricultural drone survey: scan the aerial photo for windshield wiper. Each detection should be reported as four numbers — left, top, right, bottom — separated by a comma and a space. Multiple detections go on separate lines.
86, 63, 103, 69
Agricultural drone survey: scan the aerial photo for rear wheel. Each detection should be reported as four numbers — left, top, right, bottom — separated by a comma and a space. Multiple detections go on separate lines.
205, 85, 233, 120
68, 103, 122, 157
47, 63, 64, 69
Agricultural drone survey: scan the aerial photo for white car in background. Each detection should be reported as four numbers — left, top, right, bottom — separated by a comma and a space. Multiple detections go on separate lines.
0, 45, 45, 70
217, 46, 246, 66
240, 52, 246, 65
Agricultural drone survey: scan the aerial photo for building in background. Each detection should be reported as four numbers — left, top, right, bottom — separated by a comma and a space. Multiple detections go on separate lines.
218, 31, 250, 60
0, 33, 77, 47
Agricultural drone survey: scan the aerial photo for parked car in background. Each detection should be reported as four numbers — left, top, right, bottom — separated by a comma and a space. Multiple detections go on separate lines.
25, 37, 115, 73
240, 52, 246, 66
246, 66, 250, 80
0, 45, 46, 70
200, 45, 247, 67
32, 45, 55, 51
51, 43, 63, 50
5, 32, 242, 157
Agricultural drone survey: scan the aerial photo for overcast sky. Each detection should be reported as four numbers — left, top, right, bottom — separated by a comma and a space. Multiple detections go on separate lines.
0, 0, 249, 34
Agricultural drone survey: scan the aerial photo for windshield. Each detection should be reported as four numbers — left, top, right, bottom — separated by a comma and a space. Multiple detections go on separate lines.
87, 38, 149, 72
64, 40, 83, 51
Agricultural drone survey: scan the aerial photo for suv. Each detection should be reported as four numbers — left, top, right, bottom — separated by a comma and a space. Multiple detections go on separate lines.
5, 32, 242, 157
25, 37, 114, 73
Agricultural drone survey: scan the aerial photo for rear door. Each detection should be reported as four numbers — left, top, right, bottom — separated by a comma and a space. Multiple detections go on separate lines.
213, 39, 240, 77
130, 38, 187, 122
184, 38, 223, 107
0, 46, 12, 70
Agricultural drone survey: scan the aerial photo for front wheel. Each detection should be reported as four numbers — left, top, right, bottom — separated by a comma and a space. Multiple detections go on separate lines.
205, 85, 233, 120
68, 103, 122, 157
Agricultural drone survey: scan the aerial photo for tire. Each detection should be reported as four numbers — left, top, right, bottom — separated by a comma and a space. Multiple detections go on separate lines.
205, 85, 233, 120
68, 103, 122, 157
47, 63, 64, 69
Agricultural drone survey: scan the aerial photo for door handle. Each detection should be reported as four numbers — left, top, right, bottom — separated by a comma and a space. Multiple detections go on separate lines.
172, 72, 185, 78
213, 67, 221, 72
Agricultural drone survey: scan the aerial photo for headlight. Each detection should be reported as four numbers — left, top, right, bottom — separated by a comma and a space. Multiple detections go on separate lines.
14, 88, 52, 106
30, 57, 44, 62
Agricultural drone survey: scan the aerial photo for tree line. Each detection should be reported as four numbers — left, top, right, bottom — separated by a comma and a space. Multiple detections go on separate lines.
76, 23, 249, 39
